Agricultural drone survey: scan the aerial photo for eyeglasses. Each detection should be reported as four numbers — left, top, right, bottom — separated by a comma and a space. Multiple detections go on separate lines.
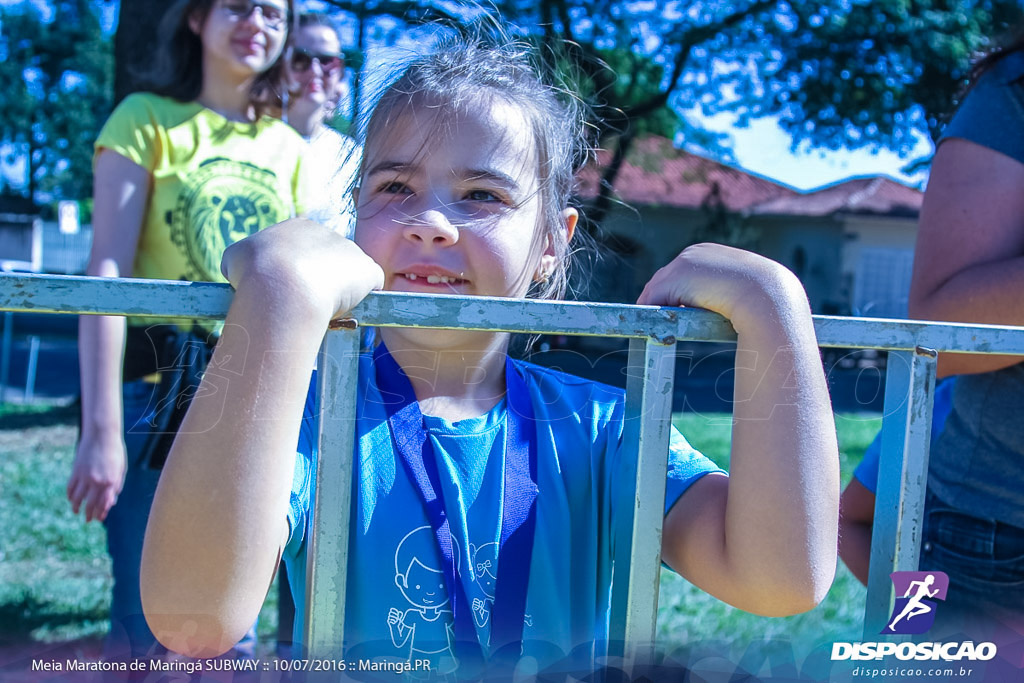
290, 47, 344, 75
219, 0, 288, 30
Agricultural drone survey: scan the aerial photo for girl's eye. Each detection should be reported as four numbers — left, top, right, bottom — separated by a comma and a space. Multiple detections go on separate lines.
379, 181, 411, 195
465, 189, 503, 203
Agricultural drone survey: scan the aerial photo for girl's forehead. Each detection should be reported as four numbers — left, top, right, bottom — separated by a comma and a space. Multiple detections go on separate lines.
366, 98, 538, 181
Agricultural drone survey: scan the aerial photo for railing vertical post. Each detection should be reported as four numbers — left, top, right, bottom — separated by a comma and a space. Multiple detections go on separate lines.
609, 337, 677, 664
24, 334, 39, 402
1, 310, 12, 402
304, 325, 361, 660
864, 346, 937, 636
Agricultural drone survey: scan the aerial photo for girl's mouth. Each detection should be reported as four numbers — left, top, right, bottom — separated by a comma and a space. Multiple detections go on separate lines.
400, 273, 466, 285
234, 40, 265, 55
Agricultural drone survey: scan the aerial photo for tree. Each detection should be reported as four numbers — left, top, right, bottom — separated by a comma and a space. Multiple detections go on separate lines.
0, 0, 113, 203
318, 0, 1023, 225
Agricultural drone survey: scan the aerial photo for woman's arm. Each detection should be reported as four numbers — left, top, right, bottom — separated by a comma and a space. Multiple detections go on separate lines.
908, 138, 1024, 377
640, 244, 839, 616
67, 150, 150, 522
141, 220, 382, 657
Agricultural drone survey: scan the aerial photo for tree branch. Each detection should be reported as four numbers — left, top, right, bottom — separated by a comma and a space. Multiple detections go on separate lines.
631, 0, 778, 118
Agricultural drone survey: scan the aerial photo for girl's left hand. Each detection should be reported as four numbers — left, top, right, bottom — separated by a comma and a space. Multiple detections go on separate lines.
637, 243, 808, 334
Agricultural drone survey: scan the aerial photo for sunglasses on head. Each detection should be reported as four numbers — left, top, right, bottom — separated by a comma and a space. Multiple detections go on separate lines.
290, 47, 344, 74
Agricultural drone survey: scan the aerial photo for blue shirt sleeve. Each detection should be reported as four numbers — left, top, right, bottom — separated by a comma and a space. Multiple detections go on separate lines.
941, 53, 1024, 165
853, 377, 956, 494
664, 426, 726, 515
853, 430, 882, 493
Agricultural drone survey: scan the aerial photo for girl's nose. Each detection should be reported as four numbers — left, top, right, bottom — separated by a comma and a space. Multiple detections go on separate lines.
403, 209, 459, 246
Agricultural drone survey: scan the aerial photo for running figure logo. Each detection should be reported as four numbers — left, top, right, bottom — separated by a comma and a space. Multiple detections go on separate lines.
882, 571, 949, 635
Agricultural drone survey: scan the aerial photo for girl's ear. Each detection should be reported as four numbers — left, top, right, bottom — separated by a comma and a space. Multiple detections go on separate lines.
188, 9, 203, 35
534, 208, 578, 282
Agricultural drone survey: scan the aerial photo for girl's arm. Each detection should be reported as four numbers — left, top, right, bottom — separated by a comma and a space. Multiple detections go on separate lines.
67, 150, 150, 522
908, 138, 1024, 377
640, 244, 839, 616
141, 220, 382, 657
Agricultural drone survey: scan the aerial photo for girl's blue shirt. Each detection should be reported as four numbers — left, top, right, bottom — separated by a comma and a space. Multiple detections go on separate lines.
283, 351, 721, 670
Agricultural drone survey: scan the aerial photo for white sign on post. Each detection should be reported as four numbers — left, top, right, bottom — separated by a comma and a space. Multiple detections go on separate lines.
58, 200, 80, 235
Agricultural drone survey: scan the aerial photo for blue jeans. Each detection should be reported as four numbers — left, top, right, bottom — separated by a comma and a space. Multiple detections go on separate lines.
103, 379, 256, 659
919, 490, 1024, 635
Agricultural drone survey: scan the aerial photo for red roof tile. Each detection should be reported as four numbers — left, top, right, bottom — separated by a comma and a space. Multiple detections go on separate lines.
750, 176, 923, 217
576, 136, 797, 211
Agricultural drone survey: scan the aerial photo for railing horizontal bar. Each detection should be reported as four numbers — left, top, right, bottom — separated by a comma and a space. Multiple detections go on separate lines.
5, 273, 1024, 354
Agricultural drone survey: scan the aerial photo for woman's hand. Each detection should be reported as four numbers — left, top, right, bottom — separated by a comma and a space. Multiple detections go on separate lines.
637, 243, 809, 336
67, 429, 126, 522
221, 218, 384, 323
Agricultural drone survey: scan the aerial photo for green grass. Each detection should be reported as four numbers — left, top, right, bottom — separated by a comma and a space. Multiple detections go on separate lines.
0, 403, 281, 651
0, 406, 882, 664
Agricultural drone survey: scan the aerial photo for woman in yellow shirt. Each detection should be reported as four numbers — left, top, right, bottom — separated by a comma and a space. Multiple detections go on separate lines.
67, 0, 303, 658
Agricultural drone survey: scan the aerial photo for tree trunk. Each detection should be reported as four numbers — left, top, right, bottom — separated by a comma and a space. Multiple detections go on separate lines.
114, 0, 170, 104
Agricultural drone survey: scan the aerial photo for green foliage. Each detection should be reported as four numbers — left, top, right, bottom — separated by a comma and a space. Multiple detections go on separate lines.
0, 0, 113, 203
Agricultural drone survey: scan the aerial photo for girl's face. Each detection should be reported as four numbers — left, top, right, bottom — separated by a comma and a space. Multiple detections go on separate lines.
355, 98, 572, 303
285, 25, 344, 106
192, 0, 289, 80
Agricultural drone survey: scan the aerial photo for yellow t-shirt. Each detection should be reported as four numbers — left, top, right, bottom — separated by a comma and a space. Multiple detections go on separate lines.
95, 93, 306, 328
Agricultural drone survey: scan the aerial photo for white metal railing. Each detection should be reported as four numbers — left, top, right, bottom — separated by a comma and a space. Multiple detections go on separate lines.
5, 272, 1024, 662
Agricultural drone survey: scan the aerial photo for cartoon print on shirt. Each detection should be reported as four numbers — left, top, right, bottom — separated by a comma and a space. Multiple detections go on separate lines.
388, 525, 459, 675
470, 542, 497, 632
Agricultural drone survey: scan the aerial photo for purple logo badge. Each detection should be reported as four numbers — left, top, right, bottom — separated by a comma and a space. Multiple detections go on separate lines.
882, 571, 950, 635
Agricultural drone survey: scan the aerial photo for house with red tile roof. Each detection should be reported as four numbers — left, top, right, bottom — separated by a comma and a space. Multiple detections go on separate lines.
576, 136, 923, 319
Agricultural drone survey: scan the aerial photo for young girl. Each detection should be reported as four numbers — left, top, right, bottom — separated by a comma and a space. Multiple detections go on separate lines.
68, 0, 301, 657
141, 36, 839, 672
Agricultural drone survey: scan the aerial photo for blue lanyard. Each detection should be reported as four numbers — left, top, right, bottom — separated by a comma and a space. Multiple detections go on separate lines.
372, 344, 538, 655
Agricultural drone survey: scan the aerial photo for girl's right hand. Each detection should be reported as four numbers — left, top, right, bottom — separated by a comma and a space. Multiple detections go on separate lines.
67, 430, 126, 522
220, 218, 384, 322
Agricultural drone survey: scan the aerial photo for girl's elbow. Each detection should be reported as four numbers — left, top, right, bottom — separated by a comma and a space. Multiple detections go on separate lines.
751, 575, 833, 617
141, 572, 246, 658
143, 602, 242, 659
749, 559, 836, 617
785, 577, 833, 615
